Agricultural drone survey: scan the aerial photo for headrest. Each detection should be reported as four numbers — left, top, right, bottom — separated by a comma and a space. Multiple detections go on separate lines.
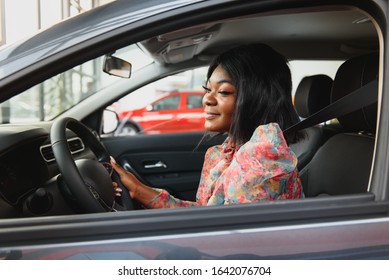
294, 75, 333, 118
331, 53, 378, 133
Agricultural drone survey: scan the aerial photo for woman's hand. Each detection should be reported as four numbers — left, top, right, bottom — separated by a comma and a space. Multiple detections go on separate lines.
110, 156, 161, 206
112, 181, 123, 197
110, 156, 141, 199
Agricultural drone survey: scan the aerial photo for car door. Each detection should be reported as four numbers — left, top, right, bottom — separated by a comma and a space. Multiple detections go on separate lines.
102, 69, 225, 201
2, 0, 389, 264
102, 131, 225, 202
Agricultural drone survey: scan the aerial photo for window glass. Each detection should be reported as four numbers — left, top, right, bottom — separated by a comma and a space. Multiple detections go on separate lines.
153, 96, 180, 110
0, 44, 152, 124
109, 61, 344, 136
187, 95, 203, 109
112, 67, 208, 136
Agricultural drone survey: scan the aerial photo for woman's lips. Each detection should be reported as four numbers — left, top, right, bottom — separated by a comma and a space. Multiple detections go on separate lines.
204, 112, 219, 120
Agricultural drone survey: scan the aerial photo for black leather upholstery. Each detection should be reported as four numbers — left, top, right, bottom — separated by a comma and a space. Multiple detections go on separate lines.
290, 75, 333, 170
300, 53, 378, 197
302, 133, 375, 197
331, 53, 378, 133
294, 74, 333, 118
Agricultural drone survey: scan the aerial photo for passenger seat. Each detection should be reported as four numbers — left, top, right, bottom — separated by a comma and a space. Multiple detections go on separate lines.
290, 74, 333, 170
300, 53, 378, 197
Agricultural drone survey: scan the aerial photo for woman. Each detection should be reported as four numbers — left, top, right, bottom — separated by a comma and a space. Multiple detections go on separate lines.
111, 43, 304, 208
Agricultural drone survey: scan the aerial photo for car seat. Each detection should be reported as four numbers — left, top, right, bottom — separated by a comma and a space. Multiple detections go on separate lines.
300, 53, 378, 197
290, 74, 334, 170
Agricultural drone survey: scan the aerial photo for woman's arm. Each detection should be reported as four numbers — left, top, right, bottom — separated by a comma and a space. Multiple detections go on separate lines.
110, 157, 199, 208
110, 157, 160, 206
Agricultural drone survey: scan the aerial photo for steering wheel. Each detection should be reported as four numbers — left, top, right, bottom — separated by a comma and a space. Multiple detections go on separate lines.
50, 117, 134, 213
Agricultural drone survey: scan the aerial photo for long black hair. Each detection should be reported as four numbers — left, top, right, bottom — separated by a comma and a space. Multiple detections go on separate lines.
206, 43, 303, 145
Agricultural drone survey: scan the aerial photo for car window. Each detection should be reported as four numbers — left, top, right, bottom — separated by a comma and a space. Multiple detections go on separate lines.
0, 44, 153, 124
109, 61, 342, 137
153, 95, 180, 110
111, 67, 208, 136
187, 94, 203, 109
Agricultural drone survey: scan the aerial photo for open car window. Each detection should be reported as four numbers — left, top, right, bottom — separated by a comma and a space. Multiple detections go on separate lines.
105, 60, 343, 137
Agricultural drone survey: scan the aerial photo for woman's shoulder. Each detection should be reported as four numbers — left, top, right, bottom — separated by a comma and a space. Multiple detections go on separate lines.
249, 123, 286, 144
236, 123, 297, 167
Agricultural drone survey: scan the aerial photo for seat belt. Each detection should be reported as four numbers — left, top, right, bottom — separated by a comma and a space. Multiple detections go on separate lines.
284, 79, 378, 134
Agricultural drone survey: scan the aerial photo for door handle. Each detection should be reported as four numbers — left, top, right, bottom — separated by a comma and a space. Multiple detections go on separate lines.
144, 160, 167, 169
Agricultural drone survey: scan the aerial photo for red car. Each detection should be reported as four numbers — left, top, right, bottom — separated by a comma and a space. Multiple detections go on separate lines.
116, 91, 205, 135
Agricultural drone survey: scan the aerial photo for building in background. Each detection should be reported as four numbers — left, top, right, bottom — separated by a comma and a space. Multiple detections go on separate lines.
0, 0, 115, 123
0, 0, 342, 125
0, 0, 114, 46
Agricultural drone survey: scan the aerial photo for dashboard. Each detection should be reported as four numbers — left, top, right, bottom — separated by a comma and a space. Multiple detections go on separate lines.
0, 124, 93, 218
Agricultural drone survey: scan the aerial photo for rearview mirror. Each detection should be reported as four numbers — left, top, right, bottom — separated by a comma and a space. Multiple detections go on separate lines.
103, 54, 132, 78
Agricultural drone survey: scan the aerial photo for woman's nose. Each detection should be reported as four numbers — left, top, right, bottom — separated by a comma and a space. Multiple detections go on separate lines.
203, 92, 216, 107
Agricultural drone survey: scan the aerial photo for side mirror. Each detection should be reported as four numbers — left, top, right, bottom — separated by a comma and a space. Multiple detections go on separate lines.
146, 104, 153, 111
103, 54, 132, 78
102, 108, 119, 135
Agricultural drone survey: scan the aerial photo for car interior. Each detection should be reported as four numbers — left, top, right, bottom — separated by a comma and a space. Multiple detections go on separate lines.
298, 52, 378, 197
290, 73, 334, 170
0, 3, 382, 219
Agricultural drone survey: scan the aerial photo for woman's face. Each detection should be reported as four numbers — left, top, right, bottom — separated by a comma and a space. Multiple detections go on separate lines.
202, 65, 236, 133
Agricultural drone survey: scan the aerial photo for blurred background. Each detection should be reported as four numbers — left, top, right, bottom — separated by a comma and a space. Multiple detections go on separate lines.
0, 0, 341, 131
0, 0, 115, 46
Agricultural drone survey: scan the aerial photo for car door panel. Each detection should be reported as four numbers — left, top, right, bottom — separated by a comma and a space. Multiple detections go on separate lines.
121, 151, 205, 200
102, 132, 226, 201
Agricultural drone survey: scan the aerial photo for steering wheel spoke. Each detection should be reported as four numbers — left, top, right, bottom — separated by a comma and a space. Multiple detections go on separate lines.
50, 117, 135, 212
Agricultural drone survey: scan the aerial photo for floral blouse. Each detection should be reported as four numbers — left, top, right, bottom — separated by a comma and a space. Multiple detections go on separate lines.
147, 123, 303, 208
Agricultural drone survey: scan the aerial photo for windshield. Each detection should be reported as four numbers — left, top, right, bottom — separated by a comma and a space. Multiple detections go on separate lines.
0, 44, 153, 124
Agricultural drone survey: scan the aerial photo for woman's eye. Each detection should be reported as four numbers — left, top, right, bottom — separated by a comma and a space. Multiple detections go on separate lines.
202, 85, 211, 93
218, 90, 234, 96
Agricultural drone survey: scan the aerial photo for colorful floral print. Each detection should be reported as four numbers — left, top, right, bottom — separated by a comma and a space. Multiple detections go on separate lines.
147, 123, 303, 208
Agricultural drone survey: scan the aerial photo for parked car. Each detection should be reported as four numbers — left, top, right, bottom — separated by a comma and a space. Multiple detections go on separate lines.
0, 0, 389, 262
116, 91, 204, 135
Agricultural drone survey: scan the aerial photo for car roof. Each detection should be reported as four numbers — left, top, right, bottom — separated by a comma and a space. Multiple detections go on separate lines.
142, 8, 378, 64
0, 0, 204, 82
